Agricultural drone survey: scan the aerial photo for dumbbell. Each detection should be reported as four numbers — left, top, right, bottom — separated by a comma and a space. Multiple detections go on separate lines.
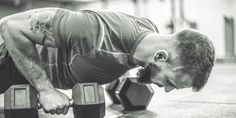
72, 83, 105, 118
4, 83, 105, 118
106, 77, 154, 111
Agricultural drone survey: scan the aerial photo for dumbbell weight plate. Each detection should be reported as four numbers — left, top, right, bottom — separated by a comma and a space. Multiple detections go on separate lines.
115, 78, 154, 111
4, 84, 39, 118
72, 83, 105, 118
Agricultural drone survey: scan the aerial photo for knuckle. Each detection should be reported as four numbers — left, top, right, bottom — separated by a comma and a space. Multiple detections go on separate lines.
50, 111, 56, 115
56, 110, 62, 115
62, 112, 67, 115
43, 110, 49, 114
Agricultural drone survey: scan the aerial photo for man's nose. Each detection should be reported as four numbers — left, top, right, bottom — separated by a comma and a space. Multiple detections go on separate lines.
164, 86, 175, 93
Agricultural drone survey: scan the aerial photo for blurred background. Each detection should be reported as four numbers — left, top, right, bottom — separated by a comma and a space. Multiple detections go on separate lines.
0, 0, 236, 62
0, 0, 236, 118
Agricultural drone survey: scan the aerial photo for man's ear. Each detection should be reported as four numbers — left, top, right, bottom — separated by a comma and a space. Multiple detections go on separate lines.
153, 49, 169, 62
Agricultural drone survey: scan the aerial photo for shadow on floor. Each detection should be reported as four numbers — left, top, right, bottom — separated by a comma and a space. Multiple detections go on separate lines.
108, 104, 157, 118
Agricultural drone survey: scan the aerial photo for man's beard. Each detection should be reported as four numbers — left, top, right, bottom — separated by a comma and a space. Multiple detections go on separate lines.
137, 63, 160, 83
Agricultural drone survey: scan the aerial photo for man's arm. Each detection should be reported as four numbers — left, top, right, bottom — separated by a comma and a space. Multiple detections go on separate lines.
0, 8, 69, 114
0, 8, 58, 91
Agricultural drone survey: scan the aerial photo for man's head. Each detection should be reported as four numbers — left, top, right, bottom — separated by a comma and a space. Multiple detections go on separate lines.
138, 29, 215, 92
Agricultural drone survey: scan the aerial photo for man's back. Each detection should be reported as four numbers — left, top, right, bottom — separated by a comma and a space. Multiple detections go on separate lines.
38, 9, 158, 89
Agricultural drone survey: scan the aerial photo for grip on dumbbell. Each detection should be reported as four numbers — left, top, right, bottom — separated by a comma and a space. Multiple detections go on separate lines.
4, 83, 105, 118
37, 99, 74, 109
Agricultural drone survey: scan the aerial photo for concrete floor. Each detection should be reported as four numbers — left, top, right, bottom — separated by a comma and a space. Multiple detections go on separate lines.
0, 63, 236, 118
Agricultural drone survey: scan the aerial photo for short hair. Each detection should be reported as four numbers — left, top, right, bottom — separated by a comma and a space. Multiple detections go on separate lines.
175, 29, 215, 91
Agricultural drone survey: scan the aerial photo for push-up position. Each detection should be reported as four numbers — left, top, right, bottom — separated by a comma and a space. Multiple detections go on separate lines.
0, 8, 215, 115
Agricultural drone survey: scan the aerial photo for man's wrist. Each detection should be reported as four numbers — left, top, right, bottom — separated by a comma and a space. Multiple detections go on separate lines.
34, 78, 55, 93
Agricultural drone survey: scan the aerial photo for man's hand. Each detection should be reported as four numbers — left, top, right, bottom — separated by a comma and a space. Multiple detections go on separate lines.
38, 89, 70, 115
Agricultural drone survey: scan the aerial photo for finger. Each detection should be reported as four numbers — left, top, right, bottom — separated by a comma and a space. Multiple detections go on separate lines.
56, 108, 63, 115
50, 110, 57, 115
42, 105, 50, 114
43, 109, 49, 114
62, 106, 69, 115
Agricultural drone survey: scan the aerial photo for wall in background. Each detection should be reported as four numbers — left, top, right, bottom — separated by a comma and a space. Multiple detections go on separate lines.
0, 0, 235, 60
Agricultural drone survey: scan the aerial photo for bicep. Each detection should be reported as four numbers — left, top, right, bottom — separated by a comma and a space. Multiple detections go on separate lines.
6, 8, 60, 47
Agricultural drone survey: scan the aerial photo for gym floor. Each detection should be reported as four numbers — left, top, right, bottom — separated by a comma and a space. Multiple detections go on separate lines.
0, 63, 236, 118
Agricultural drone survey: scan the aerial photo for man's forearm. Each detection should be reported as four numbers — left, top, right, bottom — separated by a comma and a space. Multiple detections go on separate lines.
0, 19, 54, 92
11, 51, 54, 92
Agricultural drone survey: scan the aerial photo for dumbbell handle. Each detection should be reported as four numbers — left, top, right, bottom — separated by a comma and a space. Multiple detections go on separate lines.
38, 99, 74, 109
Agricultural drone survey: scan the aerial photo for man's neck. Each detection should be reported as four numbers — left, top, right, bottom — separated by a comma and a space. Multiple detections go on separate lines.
133, 33, 173, 66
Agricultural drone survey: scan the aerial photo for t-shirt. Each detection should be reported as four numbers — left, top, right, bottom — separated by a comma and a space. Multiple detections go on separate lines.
37, 9, 158, 89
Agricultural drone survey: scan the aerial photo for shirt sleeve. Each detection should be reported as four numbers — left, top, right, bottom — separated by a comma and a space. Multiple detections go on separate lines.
52, 9, 99, 56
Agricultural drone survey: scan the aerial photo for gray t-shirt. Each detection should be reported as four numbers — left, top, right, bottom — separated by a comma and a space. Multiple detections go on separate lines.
37, 9, 158, 89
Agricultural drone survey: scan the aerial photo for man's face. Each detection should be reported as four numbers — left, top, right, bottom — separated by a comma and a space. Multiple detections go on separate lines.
149, 63, 194, 93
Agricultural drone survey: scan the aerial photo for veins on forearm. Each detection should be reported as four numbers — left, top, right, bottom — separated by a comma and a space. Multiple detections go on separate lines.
12, 50, 45, 80
8, 48, 53, 91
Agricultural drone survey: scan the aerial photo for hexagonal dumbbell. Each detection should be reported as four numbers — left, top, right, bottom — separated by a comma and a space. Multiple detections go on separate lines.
115, 77, 154, 111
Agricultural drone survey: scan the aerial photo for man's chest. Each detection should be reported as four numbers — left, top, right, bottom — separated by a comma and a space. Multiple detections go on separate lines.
68, 50, 132, 84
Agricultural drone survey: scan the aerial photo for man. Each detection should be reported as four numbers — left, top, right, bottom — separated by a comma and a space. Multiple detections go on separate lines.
0, 8, 215, 115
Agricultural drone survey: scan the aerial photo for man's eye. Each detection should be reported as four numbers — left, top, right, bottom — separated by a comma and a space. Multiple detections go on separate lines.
154, 54, 165, 61
157, 54, 164, 59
